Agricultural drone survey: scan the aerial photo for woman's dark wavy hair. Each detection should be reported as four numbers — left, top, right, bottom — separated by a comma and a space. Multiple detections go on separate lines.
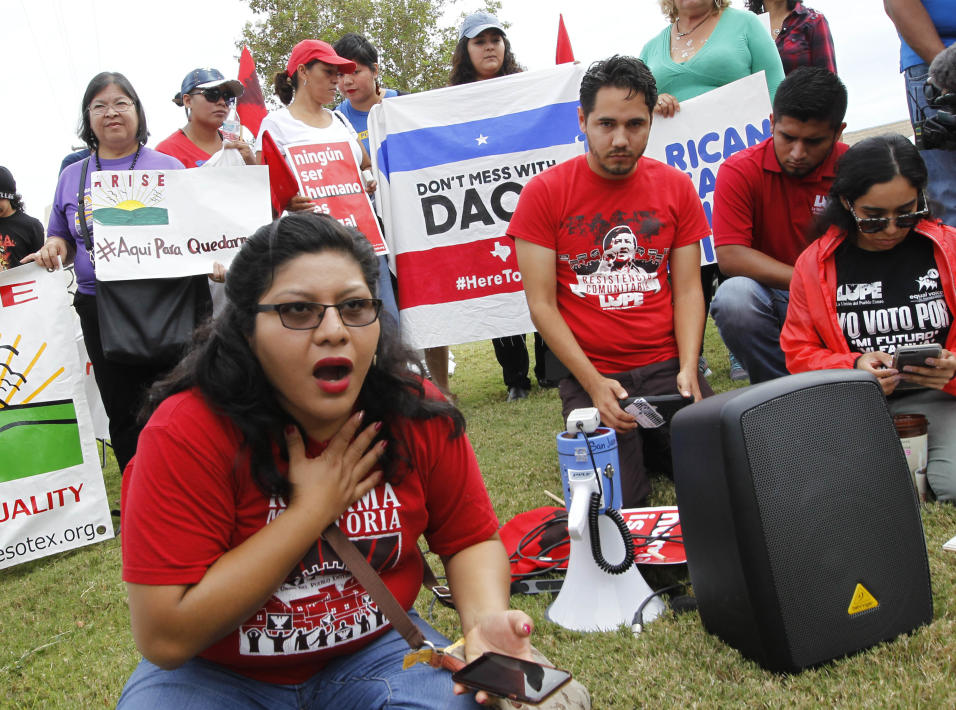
745, 1, 797, 13
448, 30, 522, 86
142, 212, 464, 498
78, 72, 149, 150
815, 134, 930, 239
273, 60, 322, 105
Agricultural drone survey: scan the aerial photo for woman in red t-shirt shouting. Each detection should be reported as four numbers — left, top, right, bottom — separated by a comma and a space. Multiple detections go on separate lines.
117, 213, 532, 708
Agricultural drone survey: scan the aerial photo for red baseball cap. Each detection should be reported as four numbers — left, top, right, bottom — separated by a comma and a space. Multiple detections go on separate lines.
286, 40, 356, 76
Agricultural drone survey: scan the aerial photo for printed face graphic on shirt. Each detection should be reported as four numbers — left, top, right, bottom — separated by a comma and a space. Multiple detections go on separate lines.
238, 482, 404, 657
558, 212, 669, 311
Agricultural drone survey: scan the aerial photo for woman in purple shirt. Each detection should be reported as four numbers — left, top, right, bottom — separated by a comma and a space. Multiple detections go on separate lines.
25, 72, 205, 473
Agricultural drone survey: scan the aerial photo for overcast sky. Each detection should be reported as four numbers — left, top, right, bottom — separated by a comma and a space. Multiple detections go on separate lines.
1, 0, 909, 221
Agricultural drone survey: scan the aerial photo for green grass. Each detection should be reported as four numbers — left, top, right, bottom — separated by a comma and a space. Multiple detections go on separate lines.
3, 322, 955, 708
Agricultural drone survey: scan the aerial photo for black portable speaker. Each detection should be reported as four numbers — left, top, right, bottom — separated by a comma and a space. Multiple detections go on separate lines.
671, 369, 933, 672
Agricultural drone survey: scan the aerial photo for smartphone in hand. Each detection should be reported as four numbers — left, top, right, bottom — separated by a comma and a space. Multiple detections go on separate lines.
892, 343, 942, 390
619, 394, 695, 428
452, 652, 572, 704
891, 343, 942, 370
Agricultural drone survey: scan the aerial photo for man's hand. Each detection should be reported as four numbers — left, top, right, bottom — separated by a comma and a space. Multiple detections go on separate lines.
584, 375, 635, 433
676, 365, 703, 401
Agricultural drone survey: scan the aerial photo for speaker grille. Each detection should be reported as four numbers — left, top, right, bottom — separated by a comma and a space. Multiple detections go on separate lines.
740, 380, 926, 667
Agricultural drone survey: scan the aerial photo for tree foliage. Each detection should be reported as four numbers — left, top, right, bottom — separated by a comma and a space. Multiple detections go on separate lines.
239, 0, 502, 102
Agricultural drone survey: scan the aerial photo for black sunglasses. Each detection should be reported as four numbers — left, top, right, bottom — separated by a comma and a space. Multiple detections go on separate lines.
847, 192, 929, 234
190, 87, 236, 104
256, 299, 383, 330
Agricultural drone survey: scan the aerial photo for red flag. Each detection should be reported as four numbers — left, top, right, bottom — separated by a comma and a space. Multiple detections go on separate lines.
260, 131, 299, 215
237, 45, 268, 138
556, 14, 575, 64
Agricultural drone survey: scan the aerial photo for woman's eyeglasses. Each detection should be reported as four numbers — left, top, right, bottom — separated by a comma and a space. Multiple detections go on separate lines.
88, 99, 135, 116
847, 193, 929, 234
190, 88, 236, 104
256, 299, 383, 329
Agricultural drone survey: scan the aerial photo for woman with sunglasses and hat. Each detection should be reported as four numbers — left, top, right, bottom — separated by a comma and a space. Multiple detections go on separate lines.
157, 68, 256, 168
781, 134, 956, 501
116, 212, 533, 708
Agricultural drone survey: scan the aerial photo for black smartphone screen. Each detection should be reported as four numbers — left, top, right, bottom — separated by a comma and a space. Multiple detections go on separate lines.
452, 652, 572, 704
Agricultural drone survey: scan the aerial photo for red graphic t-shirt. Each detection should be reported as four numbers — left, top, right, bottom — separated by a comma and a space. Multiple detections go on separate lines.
121, 384, 497, 684
508, 154, 711, 373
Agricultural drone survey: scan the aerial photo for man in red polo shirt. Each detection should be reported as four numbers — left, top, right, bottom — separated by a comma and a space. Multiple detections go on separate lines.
710, 67, 848, 383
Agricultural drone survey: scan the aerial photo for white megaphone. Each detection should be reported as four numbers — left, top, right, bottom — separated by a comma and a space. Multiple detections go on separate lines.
547, 417, 666, 632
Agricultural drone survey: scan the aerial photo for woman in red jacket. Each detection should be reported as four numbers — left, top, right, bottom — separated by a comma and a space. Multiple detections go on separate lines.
781, 134, 956, 501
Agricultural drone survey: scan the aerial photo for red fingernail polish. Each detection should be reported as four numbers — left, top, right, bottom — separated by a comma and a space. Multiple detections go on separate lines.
522, 623, 532, 634
374, 421, 383, 431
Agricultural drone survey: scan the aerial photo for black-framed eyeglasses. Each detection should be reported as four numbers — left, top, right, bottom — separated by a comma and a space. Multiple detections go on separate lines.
847, 192, 929, 234
190, 87, 236, 104
256, 299, 383, 329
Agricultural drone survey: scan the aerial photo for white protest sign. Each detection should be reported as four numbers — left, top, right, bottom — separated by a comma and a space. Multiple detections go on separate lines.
0, 265, 114, 570
369, 64, 585, 349
91, 166, 271, 280
645, 72, 773, 264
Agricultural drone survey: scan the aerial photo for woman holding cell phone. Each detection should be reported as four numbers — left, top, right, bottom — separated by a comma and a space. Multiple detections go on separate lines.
781, 134, 956, 501
115, 213, 534, 708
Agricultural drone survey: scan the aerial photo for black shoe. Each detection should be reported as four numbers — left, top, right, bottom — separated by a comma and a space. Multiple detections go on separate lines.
507, 386, 530, 401
536, 377, 559, 389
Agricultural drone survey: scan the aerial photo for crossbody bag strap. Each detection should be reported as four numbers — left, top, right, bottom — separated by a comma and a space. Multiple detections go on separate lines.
322, 524, 427, 649
76, 156, 93, 253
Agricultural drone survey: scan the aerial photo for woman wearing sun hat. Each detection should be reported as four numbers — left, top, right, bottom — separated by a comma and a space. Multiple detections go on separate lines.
157, 68, 255, 168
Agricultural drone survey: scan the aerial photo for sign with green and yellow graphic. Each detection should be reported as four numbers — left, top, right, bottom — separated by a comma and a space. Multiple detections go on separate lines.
0, 268, 113, 569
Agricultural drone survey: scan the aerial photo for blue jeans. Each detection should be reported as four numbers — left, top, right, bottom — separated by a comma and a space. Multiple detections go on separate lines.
116, 610, 480, 710
888, 388, 956, 502
904, 63, 956, 227
710, 277, 790, 384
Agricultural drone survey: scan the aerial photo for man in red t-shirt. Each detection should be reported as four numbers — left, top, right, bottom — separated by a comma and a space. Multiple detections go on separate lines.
509, 56, 712, 506
710, 67, 848, 383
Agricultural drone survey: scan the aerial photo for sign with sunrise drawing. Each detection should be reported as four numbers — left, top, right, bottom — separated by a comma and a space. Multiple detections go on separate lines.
0, 266, 113, 570
90, 165, 271, 281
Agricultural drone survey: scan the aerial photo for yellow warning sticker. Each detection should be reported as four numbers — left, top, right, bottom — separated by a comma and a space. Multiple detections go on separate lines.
848, 583, 879, 615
